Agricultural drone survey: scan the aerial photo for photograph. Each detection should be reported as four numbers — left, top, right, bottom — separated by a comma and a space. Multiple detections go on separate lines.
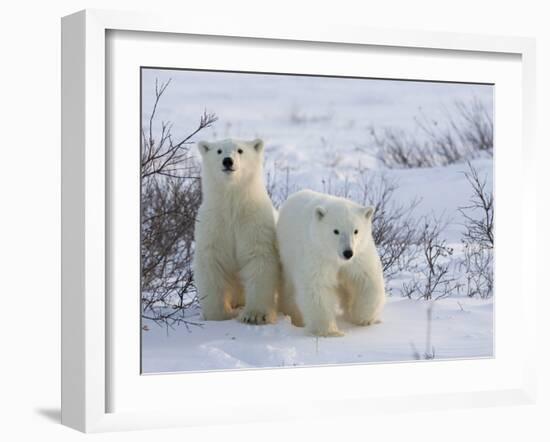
140, 67, 494, 374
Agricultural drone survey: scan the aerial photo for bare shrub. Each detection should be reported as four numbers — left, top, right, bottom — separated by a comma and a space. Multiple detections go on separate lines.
141, 79, 217, 179
141, 176, 203, 328
374, 98, 493, 169
371, 127, 439, 169
461, 243, 493, 299
459, 161, 494, 249
401, 279, 420, 300
265, 161, 296, 209
412, 217, 459, 300
355, 171, 420, 281
458, 162, 494, 298
141, 79, 217, 327
454, 99, 493, 155
398, 163, 493, 300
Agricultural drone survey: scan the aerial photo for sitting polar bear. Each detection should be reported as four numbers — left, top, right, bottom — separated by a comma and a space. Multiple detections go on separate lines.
193, 138, 279, 324
277, 190, 385, 336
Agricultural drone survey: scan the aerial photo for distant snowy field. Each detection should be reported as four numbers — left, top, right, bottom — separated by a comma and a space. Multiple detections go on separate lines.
141, 69, 494, 373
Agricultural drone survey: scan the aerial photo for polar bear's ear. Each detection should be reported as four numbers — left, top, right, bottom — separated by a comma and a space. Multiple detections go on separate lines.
197, 141, 210, 155
315, 206, 327, 220
363, 206, 375, 220
252, 138, 264, 152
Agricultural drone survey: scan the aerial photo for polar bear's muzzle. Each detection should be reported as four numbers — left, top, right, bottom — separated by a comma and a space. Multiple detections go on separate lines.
339, 234, 355, 261
222, 157, 236, 173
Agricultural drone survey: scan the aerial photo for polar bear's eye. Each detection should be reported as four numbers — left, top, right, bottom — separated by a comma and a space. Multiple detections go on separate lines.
238, 149, 243, 154
217, 149, 222, 154
354, 229, 358, 235
333, 229, 339, 235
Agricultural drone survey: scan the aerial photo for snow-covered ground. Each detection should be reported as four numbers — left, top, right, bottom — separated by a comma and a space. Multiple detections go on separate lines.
142, 296, 492, 373
141, 69, 494, 373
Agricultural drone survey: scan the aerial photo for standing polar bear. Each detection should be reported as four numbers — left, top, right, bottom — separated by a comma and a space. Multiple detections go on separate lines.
277, 190, 385, 336
193, 138, 279, 324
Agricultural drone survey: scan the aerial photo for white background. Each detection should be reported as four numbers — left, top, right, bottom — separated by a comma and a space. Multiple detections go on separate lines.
0, 1, 547, 441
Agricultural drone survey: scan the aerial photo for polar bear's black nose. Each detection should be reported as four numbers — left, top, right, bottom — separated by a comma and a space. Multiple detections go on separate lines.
222, 157, 233, 168
343, 249, 353, 260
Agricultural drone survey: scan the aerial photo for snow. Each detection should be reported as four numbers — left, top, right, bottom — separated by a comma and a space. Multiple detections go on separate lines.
142, 297, 493, 373
141, 69, 493, 179
141, 68, 494, 373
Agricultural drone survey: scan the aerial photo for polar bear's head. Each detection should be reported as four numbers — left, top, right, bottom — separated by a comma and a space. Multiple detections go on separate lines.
197, 138, 264, 185
313, 200, 375, 262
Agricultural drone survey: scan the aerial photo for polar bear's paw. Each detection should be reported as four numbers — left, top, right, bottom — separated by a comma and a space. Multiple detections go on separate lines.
238, 309, 274, 325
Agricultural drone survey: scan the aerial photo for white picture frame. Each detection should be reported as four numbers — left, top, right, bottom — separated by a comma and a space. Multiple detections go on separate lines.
61, 9, 538, 433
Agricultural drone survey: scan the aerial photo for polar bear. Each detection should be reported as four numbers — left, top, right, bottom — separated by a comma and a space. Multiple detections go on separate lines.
277, 190, 385, 336
193, 138, 279, 324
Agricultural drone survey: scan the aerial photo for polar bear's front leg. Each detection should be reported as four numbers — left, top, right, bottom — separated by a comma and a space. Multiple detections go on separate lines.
295, 279, 343, 337
344, 268, 385, 326
278, 275, 304, 327
194, 253, 236, 321
238, 254, 278, 325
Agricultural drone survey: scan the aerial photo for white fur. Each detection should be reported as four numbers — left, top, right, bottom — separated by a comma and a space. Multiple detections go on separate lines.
193, 138, 279, 324
277, 190, 385, 336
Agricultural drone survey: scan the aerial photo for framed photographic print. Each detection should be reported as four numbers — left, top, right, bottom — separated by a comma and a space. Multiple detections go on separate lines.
139, 67, 495, 373
61, 9, 538, 432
